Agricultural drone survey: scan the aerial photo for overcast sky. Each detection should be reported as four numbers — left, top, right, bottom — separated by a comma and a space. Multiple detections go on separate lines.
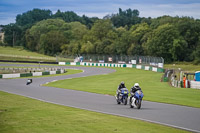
0, 0, 200, 25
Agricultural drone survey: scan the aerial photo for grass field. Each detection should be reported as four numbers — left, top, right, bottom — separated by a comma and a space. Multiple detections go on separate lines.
0, 46, 56, 62
45, 67, 200, 108
0, 91, 189, 133
0, 46, 73, 62
0, 46, 52, 57
164, 63, 200, 72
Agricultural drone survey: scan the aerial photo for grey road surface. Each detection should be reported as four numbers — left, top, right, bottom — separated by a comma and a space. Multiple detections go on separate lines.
0, 64, 200, 132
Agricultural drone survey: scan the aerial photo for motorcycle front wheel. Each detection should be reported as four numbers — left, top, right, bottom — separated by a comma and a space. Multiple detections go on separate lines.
136, 99, 141, 109
124, 97, 128, 105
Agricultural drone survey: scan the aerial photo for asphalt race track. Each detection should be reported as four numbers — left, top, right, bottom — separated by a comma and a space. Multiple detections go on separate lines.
0, 64, 200, 132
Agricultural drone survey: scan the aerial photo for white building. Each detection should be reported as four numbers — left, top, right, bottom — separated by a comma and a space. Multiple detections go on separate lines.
0, 27, 4, 43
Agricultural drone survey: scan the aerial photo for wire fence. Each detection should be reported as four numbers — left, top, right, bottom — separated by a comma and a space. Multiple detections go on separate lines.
57, 54, 164, 67
0, 53, 164, 67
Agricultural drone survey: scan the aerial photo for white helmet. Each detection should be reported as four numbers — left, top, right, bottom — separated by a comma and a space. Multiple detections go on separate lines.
134, 83, 139, 87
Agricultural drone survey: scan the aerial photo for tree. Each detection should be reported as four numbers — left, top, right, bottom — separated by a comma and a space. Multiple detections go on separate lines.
127, 23, 151, 55
68, 22, 88, 40
170, 39, 188, 61
90, 19, 113, 41
194, 40, 200, 64
110, 8, 140, 28
81, 15, 98, 28
39, 31, 67, 55
3, 24, 22, 46
25, 19, 71, 55
80, 41, 95, 54
16, 8, 52, 26
145, 24, 180, 63
176, 17, 200, 61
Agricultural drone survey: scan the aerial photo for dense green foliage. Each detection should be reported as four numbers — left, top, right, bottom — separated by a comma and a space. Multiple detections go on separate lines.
1, 8, 200, 63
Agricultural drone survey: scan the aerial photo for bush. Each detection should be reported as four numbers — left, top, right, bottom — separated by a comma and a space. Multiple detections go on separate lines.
0, 41, 6, 46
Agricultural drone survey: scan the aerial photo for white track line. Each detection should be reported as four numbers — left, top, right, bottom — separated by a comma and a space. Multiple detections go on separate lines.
2, 90, 200, 133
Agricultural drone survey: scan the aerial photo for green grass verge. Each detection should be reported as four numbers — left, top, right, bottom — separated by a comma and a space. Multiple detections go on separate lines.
0, 46, 56, 61
0, 62, 59, 66
164, 63, 200, 72
45, 67, 200, 108
0, 46, 73, 62
0, 91, 189, 133
0, 46, 53, 57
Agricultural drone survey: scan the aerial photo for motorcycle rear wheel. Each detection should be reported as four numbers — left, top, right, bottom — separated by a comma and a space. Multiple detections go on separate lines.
117, 99, 121, 104
130, 103, 133, 108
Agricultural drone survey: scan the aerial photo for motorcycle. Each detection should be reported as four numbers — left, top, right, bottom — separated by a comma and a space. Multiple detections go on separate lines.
26, 79, 32, 85
130, 90, 144, 109
115, 88, 129, 105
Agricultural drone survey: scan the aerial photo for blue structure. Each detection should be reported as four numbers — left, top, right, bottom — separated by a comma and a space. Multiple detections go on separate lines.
195, 71, 200, 81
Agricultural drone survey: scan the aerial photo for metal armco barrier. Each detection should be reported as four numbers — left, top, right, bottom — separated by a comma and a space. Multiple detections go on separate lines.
0, 69, 65, 79
58, 62, 164, 73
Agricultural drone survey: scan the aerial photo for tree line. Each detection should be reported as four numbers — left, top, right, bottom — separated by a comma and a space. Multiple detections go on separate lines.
1, 8, 200, 63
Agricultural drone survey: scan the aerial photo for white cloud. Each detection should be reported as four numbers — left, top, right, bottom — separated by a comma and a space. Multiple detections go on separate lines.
0, 17, 15, 25
135, 3, 200, 18
42, 3, 200, 19
0, 12, 17, 25
1, 1, 200, 25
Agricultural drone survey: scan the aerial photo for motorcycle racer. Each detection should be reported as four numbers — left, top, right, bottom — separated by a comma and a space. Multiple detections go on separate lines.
116, 81, 126, 99
130, 83, 142, 105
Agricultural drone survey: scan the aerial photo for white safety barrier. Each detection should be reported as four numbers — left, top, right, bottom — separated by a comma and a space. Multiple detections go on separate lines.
80, 62, 85, 65
59, 62, 65, 65
58, 62, 164, 73
152, 67, 157, 72
70, 62, 76, 65
136, 65, 142, 69
126, 64, 132, 68
145, 66, 150, 70
3, 73, 20, 78
190, 81, 200, 89
50, 71, 56, 75
61, 70, 64, 73
32, 72, 42, 76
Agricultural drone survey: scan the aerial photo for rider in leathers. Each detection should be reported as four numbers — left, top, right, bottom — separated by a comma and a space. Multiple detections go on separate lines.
117, 81, 126, 99
130, 83, 142, 104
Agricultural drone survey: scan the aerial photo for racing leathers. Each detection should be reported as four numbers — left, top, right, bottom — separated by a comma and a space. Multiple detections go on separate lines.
130, 86, 142, 103
117, 83, 126, 99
